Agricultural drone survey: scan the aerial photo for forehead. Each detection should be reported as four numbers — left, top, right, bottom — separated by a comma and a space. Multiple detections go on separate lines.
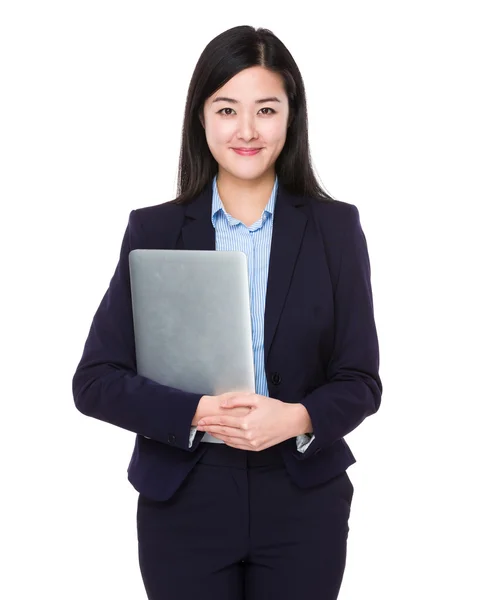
208, 67, 286, 102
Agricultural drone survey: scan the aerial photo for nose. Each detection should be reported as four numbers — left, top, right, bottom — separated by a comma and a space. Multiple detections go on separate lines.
236, 113, 258, 142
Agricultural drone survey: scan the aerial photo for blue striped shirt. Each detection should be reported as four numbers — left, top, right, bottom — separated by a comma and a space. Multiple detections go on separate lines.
189, 174, 315, 453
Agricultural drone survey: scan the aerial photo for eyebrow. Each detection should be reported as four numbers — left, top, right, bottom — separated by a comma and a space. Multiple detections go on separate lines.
211, 96, 282, 104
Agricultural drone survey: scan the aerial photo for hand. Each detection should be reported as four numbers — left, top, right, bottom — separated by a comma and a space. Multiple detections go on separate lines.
196, 392, 296, 451
193, 392, 252, 426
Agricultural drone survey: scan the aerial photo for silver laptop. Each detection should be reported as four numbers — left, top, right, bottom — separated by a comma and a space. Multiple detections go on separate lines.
128, 249, 256, 403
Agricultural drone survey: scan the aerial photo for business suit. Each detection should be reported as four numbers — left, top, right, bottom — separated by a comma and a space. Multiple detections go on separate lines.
73, 177, 382, 598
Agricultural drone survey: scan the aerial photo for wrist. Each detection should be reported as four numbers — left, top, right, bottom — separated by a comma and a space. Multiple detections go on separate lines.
291, 403, 313, 436
192, 395, 212, 426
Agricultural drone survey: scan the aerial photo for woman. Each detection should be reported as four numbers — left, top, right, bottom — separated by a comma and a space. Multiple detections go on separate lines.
73, 25, 382, 600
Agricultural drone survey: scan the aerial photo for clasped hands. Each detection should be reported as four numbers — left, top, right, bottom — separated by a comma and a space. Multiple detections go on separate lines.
195, 391, 302, 451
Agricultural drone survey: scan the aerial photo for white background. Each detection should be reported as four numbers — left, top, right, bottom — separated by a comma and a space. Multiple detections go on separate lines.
1, 1, 480, 598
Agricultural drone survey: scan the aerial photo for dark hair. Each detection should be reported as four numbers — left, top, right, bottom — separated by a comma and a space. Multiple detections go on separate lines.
173, 25, 335, 204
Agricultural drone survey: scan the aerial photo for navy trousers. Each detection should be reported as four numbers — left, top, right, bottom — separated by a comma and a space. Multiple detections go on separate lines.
137, 442, 354, 600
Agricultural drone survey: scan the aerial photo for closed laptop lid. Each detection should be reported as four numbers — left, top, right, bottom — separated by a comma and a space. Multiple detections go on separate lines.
128, 249, 256, 397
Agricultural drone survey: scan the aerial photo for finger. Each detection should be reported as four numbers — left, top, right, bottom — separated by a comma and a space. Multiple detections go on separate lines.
206, 431, 246, 444
210, 434, 256, 451
198, 416, 247, 429
221, 395, 257, 408
201, 428, 264, 451
226, 442, 255, 451
199, 425, 246, 437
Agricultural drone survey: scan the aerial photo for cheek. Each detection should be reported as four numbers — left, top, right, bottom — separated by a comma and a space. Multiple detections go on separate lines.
206, 121, 235, 144
262, 122, 287, 145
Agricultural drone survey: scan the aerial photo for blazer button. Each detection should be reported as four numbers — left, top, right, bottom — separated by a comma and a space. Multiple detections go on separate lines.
271, 372, 282, 385
168, 434, 176, 444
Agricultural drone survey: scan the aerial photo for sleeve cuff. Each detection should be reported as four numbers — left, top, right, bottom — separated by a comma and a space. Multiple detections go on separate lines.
189, 426, 197, 448
296, 433, 316, 453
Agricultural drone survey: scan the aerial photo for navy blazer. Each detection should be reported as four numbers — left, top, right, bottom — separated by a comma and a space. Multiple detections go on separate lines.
72, 181, 382, 501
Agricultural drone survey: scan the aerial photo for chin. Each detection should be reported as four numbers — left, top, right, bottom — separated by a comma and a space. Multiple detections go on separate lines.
226, 169, 269, 182
225, 160, 270, 176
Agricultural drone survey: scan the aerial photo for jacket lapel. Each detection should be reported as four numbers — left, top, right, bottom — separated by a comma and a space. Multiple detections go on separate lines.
180, 181, 308, 363
263, 184, 308, 362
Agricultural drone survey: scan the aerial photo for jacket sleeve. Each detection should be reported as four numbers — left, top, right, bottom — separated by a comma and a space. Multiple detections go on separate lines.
72, 210, 206, 452
292, 204, 382, 460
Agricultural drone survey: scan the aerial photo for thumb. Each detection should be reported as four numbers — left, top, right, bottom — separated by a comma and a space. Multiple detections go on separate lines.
219, 391, 239, 400
219, 390, 253, 406
215, 391, 238, 407
220, 389, 250, 399
221, 391, 254, 407
220, 392, 245, 407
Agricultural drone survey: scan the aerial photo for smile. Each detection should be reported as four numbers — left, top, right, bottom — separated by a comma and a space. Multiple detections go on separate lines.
232, 148, 262, 156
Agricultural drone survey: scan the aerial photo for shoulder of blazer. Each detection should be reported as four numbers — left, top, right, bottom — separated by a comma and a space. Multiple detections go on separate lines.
128, 199, 185, 247
308, 195, 359, 221
308, 198, 364, 250
306, 197, 364, 289
307, 196, 362, 242
132, 198, 184, 227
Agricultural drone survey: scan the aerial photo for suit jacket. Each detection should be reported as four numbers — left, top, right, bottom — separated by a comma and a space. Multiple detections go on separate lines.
72, 180, 382, 501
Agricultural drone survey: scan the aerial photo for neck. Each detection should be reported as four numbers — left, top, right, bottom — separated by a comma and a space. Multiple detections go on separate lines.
216, 169, 276, 215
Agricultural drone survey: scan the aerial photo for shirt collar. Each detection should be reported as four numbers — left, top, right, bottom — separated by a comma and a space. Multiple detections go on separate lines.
211, 173, 278, 226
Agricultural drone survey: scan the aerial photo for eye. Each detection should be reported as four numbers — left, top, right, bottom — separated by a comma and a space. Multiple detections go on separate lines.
216, 107, 277, 116
259, 107, 276, 115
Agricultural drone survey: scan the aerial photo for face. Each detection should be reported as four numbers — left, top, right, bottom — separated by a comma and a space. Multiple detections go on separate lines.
202, 66, 290, 183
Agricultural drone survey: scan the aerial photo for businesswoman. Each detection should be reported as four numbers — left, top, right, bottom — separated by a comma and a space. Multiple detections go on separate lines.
73, 25, 382, 600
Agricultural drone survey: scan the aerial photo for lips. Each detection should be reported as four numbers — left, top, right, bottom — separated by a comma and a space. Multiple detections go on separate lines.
232, 148, 262, 156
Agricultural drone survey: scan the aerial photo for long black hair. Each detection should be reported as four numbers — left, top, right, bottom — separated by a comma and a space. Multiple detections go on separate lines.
173, 25, 335, 204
